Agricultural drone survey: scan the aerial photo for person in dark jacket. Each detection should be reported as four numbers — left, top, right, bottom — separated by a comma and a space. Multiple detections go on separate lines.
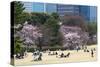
91, 49, 94, 57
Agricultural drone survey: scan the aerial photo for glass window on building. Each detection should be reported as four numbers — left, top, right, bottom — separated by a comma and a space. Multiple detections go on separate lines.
23, 2, 33, 12
33, 2, 45, 12
46, 3, 57, 14
90, 6, 97, 22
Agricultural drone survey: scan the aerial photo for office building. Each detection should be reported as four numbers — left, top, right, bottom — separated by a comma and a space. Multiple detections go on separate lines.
57, 5, 80, 16
23, 2, 97, 22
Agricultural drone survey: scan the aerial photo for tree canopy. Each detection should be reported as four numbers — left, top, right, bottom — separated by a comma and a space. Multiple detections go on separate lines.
14, 1, 25, 24
62, 15, 88, 32
87, 22, 97, 36
14, 36, 23, 54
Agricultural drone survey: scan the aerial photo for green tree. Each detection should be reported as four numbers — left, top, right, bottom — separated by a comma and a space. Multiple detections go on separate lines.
14, 36, 22, 54
87, 22, 97, 35
21, 12, 31, 23
51, 12, 59, 20
42, 17, 60, 46
14, 1, 25, 24
30, 12, 50, 25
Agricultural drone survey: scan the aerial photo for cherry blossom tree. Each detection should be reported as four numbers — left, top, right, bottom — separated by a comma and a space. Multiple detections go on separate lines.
16, 21, 43, 51
60, 25, 89, 50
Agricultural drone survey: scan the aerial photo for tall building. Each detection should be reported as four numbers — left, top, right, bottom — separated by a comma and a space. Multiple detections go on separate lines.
23, 2, 80, 16
32, 2, 45, 13
57, 5, 80, 16
46, 3, 57, 14
23, 2, 33, 13
89, 6, 97, 22
23, 2, 46, 13
79, 6, 97, 22
22, 2, 97, 22
79, 6, 90, 22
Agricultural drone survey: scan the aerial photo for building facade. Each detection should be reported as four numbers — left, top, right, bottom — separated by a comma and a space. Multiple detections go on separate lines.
23, 2, 33, 13
79, 6, 97, 22
79, 6, 90, 22
89, 6, 97, 22
46, 3, 57, 14
22, 2, 97, 22
57, 5, 80, 16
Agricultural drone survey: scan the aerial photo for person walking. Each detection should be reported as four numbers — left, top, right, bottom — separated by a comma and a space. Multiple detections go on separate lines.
91, 49, 94, 57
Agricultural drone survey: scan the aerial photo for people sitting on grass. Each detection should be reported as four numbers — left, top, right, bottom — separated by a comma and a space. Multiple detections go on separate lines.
56, 52, 70, 58
20, 52, 24, 59
15, 51, 25, 59
16, 53, 20, 59
83, 46, 89, 52
32, 50, 42, 61
48, 51, 58, 55
60, 53, 64, 57
86, 50, 89, 52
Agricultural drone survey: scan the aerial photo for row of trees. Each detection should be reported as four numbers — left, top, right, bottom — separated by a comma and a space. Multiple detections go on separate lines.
61, 15, 97, 35
13, 1, 61, 54
14, 1, 97, 36
13, 1, 97, 55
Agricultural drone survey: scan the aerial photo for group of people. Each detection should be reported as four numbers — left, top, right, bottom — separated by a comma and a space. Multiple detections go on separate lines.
48, 51, 70, 58
32, 50, 42, 61
15, 47, 96, 61
15, 50, 28, 59
57, 52, 70, 58
48, 51, 58, 55
83, 48, 95, 58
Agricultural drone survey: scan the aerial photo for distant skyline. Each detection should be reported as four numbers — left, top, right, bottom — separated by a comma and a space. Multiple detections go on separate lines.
22, 2, 97, 22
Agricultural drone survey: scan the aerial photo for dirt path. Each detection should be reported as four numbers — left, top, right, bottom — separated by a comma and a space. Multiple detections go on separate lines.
14, 45, 97, 66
